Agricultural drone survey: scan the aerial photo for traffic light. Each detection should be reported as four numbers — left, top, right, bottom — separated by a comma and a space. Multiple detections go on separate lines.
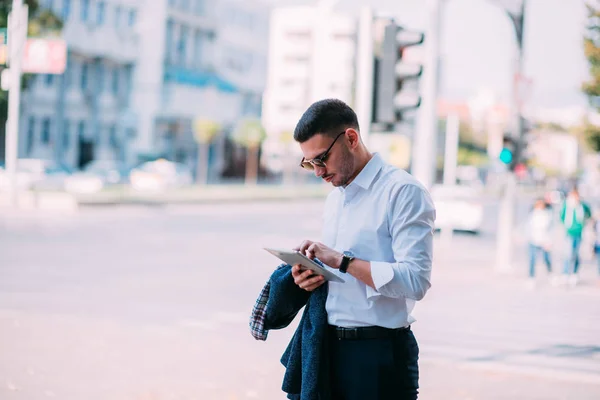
499, 135, 523, 172
373, 20, 424, 124
499, 136, 515, 165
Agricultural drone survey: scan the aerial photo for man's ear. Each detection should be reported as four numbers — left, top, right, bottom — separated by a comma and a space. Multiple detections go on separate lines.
346, 129, 360, 149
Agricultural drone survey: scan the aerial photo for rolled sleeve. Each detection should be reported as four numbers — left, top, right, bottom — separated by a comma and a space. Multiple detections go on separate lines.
367, 183, 436, 301
366, 261, 395, 299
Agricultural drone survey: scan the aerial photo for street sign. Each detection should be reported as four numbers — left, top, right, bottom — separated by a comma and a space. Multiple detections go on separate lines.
0, 28, 7, 45
0, 45, 6, 65
22, 39, 67, 74
0, 38, 67, 72
1, 68, 11, 90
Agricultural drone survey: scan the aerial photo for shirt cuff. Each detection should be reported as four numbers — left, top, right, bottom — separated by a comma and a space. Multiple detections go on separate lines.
366, 261, 394, 299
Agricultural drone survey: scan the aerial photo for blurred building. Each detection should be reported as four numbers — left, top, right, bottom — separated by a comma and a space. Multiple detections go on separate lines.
260, 4, 357, 172
528, 129, 580, 176
20, 0, 270, 173
20, 0, 140, 169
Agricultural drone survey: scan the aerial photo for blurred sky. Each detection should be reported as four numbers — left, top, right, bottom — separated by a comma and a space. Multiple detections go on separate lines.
273, 0, 589, 109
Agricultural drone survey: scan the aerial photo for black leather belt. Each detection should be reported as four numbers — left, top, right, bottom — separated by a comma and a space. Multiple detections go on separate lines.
328, 325, 411, 340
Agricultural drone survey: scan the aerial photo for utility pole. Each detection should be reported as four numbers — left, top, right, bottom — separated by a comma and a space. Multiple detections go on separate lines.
441, 112, 459, 247
412, 0, 442, 189
494, 0, 527, 272
355, 6, 374, 145
4, 0, 28, 208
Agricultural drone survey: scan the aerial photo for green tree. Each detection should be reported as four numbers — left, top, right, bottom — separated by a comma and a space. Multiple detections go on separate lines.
231, 118, 266, 185
581, 1, 600, 151
0, 0, 62, 158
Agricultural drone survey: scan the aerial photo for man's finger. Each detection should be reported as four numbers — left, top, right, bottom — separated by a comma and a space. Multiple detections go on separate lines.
292, 264, 302, 276
300, 274, 323, 290
304, 278, 325, 292
304, 275, 324, 286
300, 269, 313, 280
299, 240, 313, 254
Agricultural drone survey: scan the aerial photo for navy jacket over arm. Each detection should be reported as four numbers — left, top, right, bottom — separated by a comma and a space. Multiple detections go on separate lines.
253, 264, 332, 400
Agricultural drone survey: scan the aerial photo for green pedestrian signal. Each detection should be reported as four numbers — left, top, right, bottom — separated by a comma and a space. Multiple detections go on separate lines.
499, 148, 513, 164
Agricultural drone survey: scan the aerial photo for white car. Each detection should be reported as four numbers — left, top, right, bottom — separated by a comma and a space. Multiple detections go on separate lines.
65, 160, 129, 194
129, 159, 193, 191
0, 159, 72, 191
430, 184, 484, 234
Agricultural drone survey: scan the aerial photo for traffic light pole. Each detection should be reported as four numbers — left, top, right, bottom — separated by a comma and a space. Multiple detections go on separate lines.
412, 0, 442, 189
495, 1, 526, 272
356, 7, 374, 144
4, 0, 27, 209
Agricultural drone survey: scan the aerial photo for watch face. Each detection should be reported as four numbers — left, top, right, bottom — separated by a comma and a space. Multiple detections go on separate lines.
343, 251, 354, 258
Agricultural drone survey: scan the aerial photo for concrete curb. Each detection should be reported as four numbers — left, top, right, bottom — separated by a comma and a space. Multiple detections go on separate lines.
0, 185, 331, 212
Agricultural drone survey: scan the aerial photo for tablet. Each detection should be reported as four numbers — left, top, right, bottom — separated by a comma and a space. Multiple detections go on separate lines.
263, 247, 346, 283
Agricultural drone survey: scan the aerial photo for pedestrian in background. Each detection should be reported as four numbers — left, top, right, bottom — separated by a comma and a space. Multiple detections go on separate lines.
560, 188, 592, 287
526, 198, 555, 288
593, 211, 600, 285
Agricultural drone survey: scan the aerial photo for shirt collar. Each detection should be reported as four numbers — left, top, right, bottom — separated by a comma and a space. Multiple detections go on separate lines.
340, 152, 384, 191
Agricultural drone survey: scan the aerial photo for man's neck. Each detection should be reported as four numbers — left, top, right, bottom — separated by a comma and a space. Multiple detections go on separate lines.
344, 150, 373, 187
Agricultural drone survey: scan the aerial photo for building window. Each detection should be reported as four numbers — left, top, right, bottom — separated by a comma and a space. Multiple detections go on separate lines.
96, 63, 104, 92
62, 0, 70, 20
128, 9, 137, 27
63, 120, 70, 150
193, 30, 202, 68
27, 117, 36, 155
109, 125, 118, 149
112, 68, 120, 95
180, 0, 190, 11
280, 104, 297, 113
286, 31, 311, 41
64, 57, 72, 88
177, 25, 189, 66
114, 6, 121, 28
195, 0, 204, 15
284, 55, 309, 63
165, 19, 174, 64
97, 1, 105, 25
81, 0, 90, 22
78, 121, 86, 139
41, 118, 51, 144
81, 63, 88, 90
124, 65, 133, 101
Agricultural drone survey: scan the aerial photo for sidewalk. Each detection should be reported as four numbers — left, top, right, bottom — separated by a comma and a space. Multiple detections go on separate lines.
0, 183, 332, 213
417, 233, 600, 399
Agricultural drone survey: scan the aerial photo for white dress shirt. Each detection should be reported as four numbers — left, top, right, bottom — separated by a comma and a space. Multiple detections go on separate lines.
321, 153, 436, 329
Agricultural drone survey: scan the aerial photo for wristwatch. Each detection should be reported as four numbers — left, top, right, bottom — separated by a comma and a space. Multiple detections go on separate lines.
339, 251, 355, 273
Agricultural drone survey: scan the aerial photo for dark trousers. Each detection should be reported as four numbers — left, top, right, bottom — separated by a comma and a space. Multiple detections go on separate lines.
329, 328, 419, 400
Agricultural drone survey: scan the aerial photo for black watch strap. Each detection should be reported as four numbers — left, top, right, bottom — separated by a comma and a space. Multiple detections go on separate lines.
339, 252, 353, 273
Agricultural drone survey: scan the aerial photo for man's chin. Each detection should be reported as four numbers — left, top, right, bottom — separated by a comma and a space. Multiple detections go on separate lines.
330, 178, 345, 187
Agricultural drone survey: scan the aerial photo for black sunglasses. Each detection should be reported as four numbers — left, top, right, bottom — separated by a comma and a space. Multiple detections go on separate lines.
299, 131, 346, 170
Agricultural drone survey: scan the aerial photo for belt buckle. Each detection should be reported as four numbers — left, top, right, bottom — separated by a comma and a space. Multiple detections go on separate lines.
343, 328, 359, 340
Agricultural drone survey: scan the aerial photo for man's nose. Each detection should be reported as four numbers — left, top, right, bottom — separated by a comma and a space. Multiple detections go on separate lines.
314, 165, 326, 178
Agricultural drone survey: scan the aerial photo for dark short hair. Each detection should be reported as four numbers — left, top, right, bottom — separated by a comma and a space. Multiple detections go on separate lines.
293, 98, 359, 143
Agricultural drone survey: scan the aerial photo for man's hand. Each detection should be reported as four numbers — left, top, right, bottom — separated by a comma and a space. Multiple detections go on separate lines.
292, 265, 325, 291
295, 240, 342, 269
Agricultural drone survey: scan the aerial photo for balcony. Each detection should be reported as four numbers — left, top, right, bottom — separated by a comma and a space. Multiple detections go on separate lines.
64, 22, 139, 64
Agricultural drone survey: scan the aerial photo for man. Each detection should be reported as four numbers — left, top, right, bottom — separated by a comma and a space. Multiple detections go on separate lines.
291, 98, 436, 399
560, 187, 592, 286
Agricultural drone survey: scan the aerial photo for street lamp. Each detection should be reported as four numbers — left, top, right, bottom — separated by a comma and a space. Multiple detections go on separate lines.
489, 0, 528, 273
491, 0, 525, 48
